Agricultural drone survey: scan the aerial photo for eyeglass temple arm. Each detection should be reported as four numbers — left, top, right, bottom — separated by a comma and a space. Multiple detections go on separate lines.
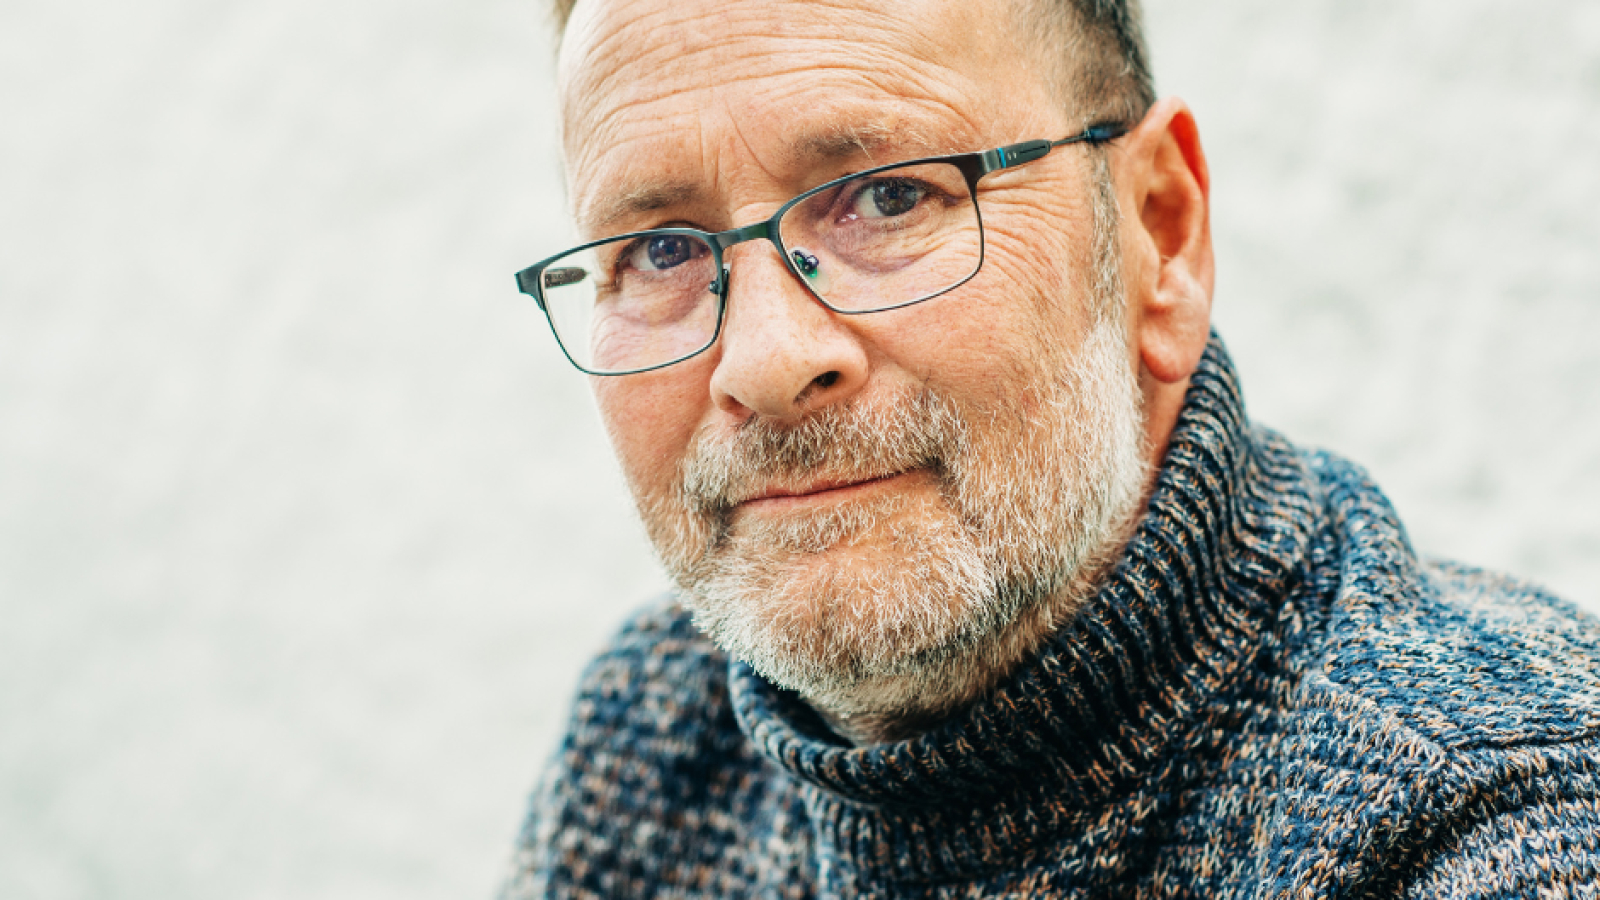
981, 122, 1130, 174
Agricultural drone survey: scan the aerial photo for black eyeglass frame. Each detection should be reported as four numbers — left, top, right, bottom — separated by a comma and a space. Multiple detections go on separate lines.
514, 121, 1130, 376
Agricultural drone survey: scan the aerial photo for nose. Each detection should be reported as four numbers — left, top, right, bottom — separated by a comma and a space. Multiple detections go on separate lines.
708, 244, 870, 422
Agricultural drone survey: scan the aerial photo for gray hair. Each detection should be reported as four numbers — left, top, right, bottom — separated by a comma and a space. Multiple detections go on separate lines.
1023, 0, 1155, 125
547, 0, 1154, 125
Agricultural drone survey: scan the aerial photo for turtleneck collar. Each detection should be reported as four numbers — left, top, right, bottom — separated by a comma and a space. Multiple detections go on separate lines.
725, 336, 1325, 885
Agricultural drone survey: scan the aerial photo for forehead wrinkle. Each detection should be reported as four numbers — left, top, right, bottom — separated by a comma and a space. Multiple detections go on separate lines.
569, 109, 706, 233
561, 0, 976, 156
569, 56, 923, 166
561, 0, 1026, 237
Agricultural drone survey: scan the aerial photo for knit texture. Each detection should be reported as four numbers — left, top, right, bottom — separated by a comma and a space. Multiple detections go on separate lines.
503, 337, 1600, 898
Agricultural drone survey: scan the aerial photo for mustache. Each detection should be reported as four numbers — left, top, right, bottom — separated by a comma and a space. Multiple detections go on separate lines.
678, 387, 965, 515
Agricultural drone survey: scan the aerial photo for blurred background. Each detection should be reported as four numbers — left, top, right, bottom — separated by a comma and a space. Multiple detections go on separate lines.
2, 0, 1597, 896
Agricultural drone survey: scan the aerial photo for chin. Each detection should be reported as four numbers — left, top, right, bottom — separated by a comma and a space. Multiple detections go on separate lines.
680, 490, 1016, 702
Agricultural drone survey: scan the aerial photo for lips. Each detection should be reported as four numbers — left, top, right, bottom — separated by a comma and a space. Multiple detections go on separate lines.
740, 471, 908, 507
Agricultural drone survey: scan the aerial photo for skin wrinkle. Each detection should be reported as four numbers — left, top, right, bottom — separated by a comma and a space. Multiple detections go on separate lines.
566, 39, 900, 148
561, 0, 1152, 130
717, 107, 784, 211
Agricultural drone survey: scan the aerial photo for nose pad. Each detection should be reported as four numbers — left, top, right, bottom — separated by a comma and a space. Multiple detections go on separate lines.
709, 264, 731, 297
791, 249, 819, 276
788, 248, 830, 296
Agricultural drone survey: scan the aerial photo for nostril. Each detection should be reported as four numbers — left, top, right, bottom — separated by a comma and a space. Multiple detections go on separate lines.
813, 371, 840, 389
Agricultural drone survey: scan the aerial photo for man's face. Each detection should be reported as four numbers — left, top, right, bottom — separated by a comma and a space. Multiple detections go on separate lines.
558, 0, 1150, 714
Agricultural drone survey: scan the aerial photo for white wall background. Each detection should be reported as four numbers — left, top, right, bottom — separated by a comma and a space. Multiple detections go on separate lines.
2, 1, 1596, 897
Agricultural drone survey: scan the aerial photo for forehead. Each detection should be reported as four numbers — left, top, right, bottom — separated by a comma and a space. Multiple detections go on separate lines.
557, 0, 1048, 233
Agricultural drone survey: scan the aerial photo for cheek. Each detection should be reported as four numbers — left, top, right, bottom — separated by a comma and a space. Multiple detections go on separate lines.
868, 187, 1100, 401
945, 235, 1088, 358
988, 191, 1100, 325
979, 189, 1093, 294
593, 371, 707, 498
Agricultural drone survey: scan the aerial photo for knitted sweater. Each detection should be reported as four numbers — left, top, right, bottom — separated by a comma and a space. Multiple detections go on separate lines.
504, 339, 1600, 898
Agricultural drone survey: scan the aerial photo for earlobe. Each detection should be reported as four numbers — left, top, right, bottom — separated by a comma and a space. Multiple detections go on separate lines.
1140, 258, 1211, 383
1125, 98, 1215, 386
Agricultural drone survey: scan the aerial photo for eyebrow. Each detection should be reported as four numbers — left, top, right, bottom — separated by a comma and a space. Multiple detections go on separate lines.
792, 122, 903, 166
579, 121, 940, 236
581, 182, 699, 235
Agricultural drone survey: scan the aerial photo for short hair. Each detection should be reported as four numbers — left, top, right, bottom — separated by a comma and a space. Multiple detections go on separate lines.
547, 0, 1154, 126
1024, 0, 1155, 125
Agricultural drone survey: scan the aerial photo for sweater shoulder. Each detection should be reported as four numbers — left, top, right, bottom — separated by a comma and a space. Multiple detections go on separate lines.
504, 599, 780, 898
1328, 559, 1600, 753
1262, 554, 1600, 895
584, 595, 724, 689
1401, 559, 1600, 749
557, 595, 736, 764
1301, 448, 1600, 752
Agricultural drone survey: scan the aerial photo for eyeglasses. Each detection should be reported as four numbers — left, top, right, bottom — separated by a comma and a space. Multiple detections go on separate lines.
515, 122, 1129, 376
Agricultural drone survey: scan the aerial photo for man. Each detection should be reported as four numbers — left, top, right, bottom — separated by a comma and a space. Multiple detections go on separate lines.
503, 0, 1600, 895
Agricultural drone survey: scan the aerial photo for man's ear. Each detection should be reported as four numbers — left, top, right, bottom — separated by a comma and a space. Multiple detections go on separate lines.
1117, 97, 1214, 386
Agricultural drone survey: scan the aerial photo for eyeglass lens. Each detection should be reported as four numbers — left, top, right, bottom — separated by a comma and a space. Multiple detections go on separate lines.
777, 161, 980, 312
539, 160, 981, 374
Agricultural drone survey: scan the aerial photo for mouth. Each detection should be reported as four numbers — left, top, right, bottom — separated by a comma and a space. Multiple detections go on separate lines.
738, 470, 918, 512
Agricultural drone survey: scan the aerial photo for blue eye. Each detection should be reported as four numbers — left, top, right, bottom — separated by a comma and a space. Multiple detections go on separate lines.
630, 234, 701, 271
852, 179, 926, 219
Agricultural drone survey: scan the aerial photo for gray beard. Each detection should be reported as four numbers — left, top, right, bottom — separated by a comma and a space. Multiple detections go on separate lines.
635, 159, 1149, 740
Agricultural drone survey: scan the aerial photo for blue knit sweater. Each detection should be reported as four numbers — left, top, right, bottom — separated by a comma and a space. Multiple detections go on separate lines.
504, 339, 1600, 898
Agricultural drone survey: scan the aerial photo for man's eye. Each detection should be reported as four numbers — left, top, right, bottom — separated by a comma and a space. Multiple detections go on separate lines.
850, 179, 927, 219
627, 234, 703, 271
